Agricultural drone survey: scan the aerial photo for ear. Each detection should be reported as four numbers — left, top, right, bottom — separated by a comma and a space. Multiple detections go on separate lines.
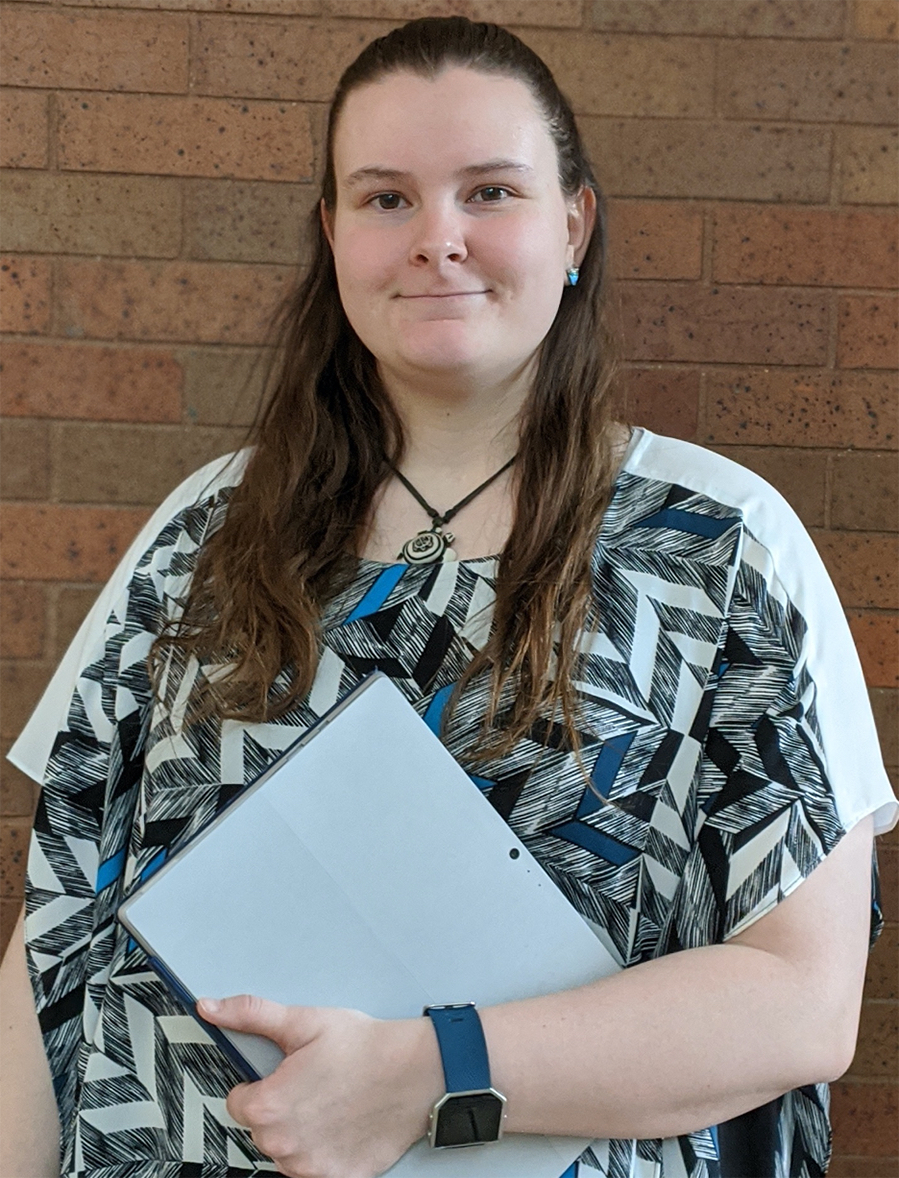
567, 185, 597, 268
320, 198, 335, 250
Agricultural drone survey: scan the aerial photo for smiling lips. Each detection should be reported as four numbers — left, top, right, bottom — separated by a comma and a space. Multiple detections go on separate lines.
399, 290, 488, 298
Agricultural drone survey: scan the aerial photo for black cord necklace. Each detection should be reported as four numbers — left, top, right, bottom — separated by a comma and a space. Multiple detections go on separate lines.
390, 455, 516, 564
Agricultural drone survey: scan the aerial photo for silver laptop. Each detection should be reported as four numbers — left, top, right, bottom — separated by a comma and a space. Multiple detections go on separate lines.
118, 673, 620, 1176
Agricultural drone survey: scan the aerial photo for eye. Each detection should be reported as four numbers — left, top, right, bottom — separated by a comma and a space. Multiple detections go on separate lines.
369, 192, 406, 211
471, 186, 512, 203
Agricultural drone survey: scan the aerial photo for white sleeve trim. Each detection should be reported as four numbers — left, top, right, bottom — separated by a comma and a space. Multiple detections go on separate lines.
8, 451, 250, 785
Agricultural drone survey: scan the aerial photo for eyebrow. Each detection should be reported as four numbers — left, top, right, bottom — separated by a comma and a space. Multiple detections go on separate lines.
343, 160, 535, 188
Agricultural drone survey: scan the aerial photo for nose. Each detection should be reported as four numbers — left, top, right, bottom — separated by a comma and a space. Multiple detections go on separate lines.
408, 201, 468, 267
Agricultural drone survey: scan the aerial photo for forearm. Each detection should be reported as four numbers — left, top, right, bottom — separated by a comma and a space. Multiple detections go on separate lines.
475, 818, 872, 1142
0, 907, 61, 1178
480, 940, 828, 1141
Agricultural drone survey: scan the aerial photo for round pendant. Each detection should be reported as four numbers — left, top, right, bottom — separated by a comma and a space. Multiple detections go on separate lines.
400, 529, 453, 564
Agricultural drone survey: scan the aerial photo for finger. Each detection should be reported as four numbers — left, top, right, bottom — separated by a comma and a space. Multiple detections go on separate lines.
197, 994, 317, 1053
224, 1081, 252, 1128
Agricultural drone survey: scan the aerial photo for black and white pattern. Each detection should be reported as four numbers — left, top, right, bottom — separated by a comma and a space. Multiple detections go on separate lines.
14, 430, 895, 1178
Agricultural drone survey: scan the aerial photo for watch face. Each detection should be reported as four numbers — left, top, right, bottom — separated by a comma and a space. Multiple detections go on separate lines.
433, 1092, 504, 1148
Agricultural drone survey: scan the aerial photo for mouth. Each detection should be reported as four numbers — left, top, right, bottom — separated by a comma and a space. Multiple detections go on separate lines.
399, 291, 488, 299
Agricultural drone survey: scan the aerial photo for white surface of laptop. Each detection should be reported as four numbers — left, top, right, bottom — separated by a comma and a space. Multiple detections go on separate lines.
118, 673, 621, 1176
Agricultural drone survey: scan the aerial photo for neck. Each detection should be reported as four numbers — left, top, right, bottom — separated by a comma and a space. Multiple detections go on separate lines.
380, 361, 531, 482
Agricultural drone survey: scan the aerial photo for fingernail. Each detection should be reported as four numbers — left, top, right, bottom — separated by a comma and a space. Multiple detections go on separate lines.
199, 998, 221, 1014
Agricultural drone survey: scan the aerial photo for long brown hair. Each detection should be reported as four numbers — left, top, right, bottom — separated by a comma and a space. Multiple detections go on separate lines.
151, 16, 618, 755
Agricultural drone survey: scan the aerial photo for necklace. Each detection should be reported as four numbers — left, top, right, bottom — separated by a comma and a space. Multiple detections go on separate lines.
391, 455, 516, 564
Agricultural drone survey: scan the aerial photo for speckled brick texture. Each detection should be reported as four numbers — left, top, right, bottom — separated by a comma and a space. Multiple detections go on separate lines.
1, 1, 896, 1165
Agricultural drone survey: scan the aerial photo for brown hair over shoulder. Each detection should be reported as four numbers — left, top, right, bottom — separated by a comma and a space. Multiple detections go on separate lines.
150, 16, 619, 757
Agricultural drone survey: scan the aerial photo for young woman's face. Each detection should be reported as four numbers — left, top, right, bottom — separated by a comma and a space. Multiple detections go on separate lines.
324, 67, 592, 391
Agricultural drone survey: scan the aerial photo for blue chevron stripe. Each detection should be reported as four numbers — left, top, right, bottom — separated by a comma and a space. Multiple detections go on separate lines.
96, 847, 126, 892
343, 564, 406, 623
551, 820, 640, 866
423, 683, 454, 735
636, 507, 736, 539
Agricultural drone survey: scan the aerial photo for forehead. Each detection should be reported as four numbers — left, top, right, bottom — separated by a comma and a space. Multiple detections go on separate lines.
333, 67, 558, 181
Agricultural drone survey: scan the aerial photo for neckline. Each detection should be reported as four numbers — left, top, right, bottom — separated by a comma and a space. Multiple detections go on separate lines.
356, 426, 646, 571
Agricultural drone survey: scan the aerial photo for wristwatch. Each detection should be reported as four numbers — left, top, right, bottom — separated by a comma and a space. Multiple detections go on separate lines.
423, 1002, 506, 1148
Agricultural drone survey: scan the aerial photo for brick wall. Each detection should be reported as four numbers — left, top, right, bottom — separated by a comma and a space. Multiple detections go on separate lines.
0, 0, 896, 1168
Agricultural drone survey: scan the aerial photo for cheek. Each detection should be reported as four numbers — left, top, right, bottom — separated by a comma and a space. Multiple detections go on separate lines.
332, 222, 401, 297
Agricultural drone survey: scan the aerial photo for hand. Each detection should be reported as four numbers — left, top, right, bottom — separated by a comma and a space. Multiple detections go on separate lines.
197, 996, 444, 1178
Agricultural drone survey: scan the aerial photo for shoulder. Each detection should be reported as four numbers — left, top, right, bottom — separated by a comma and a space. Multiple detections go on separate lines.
619, 428, 823, 597
7, 451, 252, 784
622, 430, 896, 837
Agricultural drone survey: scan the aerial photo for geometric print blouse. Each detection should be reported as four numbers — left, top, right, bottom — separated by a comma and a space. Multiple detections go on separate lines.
13, 428, 895, 1178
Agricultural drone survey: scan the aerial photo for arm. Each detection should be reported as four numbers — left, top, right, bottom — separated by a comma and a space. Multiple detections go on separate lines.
200, 815, 874, 1175
481, 812, 874, 1139
0, 906, 61, 1178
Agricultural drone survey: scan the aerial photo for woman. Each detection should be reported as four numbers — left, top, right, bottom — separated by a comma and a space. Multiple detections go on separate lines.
1, 16, 895, 1178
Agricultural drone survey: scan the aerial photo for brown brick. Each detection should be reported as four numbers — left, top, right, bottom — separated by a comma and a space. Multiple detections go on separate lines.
181, 346, 266, 425
0, 663, 52, 742
839, 126, 899, 205
191, 17, 388, 103
703, 369, 898, 450
0, 89, 47, 168
880, 842, 898, 922
870, 689, 898, 765
0, 504, 151, 582
0, 173, 181, 258
847, 611, 899, 688
1, 9, 188, 93
0, 256, 50, 334
0, 740, 37, 818
838, 296, 899, 369
812, 532, 899, 610
866, 923, 898, 1000
0, 342, 184, 423
518, 32, 714, 117
0, 898, 22, 963
0, 815, 31, 897
708, 446, 827, 528
832, 452, 899, 532
606, 201, 703, 280
55, 423, 245, 505
718, 40, 897, 123
621, 367, 700, 441
326, 0, 580, 24
713, 207, 898, 289
0, 420, 50, 500
183, 180, 316, 264
590, 0, 847, 37
854, 0, 899, 38
619, 283, 829, 365
581, 119, 830, 202
829, 1157, 899, 1178
57, 259, 291, 345
55, 586, 102, 659
831, 1081, 899, 1156
64, 1, 321, 10
58, 94, 313, 182
848, 1001, 899, 1078
0, 583, 46, 659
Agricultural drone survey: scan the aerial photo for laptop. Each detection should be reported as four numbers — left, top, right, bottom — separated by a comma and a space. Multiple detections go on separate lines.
118, 673, 621, 1176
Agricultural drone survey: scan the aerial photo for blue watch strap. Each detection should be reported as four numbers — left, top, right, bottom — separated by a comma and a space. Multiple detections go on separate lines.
424, 1003, 491, 1093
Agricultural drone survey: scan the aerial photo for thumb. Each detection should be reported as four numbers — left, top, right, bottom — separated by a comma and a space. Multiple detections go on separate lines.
197, 994, 317, 1053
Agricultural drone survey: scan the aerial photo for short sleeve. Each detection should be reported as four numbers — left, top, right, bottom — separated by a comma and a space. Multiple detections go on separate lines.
9, 452, 246, 1134
666, 519, 895, 949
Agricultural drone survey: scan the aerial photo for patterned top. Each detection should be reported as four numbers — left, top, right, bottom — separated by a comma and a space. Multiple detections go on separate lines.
12, 428, 895, 1178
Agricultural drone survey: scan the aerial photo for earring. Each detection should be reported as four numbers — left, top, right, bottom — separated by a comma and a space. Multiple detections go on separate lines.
565, 266, 580, 287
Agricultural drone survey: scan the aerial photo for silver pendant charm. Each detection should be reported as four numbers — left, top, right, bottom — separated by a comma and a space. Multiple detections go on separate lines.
399, 528, 456, 565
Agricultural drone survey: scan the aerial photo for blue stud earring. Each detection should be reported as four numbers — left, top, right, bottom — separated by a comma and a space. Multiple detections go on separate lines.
565, 266, 580, 287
